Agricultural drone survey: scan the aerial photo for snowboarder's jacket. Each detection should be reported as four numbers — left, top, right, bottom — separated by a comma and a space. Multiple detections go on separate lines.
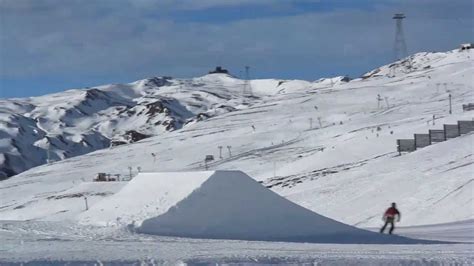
384, 207, 400, 218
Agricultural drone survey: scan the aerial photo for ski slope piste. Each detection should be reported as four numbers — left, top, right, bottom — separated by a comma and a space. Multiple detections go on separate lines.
79, 170, 434, 244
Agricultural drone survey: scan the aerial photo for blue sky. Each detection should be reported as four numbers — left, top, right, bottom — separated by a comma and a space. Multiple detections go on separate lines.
0, 0, 472, 98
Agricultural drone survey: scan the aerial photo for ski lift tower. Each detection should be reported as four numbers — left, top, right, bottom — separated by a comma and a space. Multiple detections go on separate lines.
393, 13, 408, 61
243, 66, 253, 98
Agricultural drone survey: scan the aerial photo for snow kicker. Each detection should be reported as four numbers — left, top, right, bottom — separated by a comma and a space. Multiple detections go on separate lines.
80, 170, 436, 244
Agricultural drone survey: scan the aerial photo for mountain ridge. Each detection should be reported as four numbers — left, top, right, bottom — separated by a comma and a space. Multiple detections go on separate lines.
0, 48, 472, 227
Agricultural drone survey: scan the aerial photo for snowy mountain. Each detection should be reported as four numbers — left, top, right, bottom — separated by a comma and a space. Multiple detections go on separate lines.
0, 48, 473, 229
0, 75, 314, 179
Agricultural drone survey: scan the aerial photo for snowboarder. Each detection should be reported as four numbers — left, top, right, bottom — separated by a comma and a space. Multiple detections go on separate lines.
380, 202, 401, 234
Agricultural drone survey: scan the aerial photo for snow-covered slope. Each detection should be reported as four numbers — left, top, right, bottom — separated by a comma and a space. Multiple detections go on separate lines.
0, 75, 312, 179
0, 48, 473, 229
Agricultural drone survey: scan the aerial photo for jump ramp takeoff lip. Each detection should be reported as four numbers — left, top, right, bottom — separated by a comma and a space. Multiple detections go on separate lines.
79, 170, 441, 244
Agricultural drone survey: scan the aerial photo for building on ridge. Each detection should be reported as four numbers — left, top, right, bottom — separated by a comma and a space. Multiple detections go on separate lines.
209, 66, 229, 74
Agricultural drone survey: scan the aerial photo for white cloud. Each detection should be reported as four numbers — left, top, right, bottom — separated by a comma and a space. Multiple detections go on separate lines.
0, 0, 471, 81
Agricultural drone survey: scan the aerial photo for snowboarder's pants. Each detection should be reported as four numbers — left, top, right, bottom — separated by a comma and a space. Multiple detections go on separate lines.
380, 217, 395, 234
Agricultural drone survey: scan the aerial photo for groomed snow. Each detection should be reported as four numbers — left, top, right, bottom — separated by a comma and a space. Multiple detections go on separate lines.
0, 220, 471, 265
0, 181, 125, 221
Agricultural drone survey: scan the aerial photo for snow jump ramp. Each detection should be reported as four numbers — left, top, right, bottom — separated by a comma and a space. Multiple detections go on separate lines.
79, 170, 435, 244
